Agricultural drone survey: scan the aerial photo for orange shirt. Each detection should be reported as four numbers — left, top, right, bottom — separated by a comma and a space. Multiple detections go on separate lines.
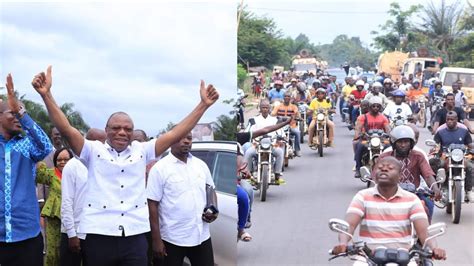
406, 89, 425, 101
271, 104, 299, 128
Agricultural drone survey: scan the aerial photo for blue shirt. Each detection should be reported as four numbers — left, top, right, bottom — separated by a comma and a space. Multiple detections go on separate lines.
1, 114, 52, 242
268, 88, 286, 102
434, 126, 472, 148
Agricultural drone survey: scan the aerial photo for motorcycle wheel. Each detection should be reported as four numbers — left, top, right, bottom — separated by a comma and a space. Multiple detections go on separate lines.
299, 122, 305, 144
318, 134, 324, 157
452, 180, 462, 224
260, 165, 269, 202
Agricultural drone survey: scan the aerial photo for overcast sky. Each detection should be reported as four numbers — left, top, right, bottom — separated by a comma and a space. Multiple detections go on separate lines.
246, 0, 467, 48
0, 1, 236, 136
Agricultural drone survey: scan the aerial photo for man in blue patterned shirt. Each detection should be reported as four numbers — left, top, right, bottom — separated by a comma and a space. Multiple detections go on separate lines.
0, 73, 53, 266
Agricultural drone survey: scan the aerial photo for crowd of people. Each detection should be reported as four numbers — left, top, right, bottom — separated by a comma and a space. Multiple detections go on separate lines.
0, 67, 220, 266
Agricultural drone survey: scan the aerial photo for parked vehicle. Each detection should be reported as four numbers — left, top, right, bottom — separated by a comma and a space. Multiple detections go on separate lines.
191, 141, 237, 266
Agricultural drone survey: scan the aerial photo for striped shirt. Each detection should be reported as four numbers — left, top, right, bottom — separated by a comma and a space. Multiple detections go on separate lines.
347, 186, 427, 250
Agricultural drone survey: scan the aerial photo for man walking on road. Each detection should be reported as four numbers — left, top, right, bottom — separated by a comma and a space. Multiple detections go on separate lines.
31, 66, 219, 266
147, 132, 217, 266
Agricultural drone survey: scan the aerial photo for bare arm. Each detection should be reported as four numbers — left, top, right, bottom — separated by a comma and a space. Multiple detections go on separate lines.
148, 199, 167, 258
252, 118, 291, 139
339, 213, 361, 244
413, 218, 431, 248
31, 66, 84, 156
154, 80, 218, 157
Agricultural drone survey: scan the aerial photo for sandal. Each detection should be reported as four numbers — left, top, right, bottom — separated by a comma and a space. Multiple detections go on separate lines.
238, 231, 252, 242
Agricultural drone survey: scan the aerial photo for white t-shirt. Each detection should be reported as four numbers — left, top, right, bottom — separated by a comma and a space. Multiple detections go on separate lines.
383, 102, 413, 120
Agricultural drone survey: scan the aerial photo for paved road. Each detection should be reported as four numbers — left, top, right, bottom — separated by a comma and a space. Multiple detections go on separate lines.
238, 111, 474, 266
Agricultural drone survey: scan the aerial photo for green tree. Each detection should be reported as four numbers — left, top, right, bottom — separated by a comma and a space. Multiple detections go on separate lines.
238, 10, 285, 67
371, 2, 422, 52
213, 114, 237, 141
318, 35, 376, 69
419, 0, 465, 63
237, 64, 247, 89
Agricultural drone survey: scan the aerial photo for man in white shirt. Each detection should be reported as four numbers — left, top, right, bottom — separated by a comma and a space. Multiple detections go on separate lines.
60, 128, 106, 266
243, 99, 285, 184
147, 132, 216, 266
383, 89, 413, 123
31, 66, 219, 266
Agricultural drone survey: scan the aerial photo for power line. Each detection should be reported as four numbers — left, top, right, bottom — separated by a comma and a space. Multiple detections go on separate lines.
248, 7, 388, 14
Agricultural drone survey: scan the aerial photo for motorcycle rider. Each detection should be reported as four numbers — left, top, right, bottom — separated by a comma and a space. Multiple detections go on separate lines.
364, 82, 389, 107
286, 78, 298, 95
429, 80, 445, 102
268, 80, 286, 103
398, 76, 410, 91
382, 78, 394, 97
305, 72, 317, 87
243, 99, 285, 185
431, 93, 474, 133
353, 97, 391, 178
383, 89, 413, 124
349, 80, 367, 127
307, 88, 335, 148
452, 81, 468, 108
340, 77, 356, 122
332, 157, 447, 260
272, 92, 301, 157
291, 82, 311, 104
406, 79, 426, 114
379, 125, 442, 222
431, 111, 474, 202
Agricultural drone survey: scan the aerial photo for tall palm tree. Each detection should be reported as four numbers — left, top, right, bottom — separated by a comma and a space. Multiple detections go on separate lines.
419, 0, 464, 63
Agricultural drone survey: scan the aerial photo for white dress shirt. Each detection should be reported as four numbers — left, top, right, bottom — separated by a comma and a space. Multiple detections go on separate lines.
78, 139, 156, 237
146, 153, 214, 247
61, 158, 88, 239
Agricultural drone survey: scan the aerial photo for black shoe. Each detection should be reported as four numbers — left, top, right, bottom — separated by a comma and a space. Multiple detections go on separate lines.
354, 171, 361, 179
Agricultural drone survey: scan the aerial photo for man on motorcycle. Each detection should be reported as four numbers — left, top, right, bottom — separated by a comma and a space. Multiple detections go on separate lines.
452, 81, 468, 108
349, 80, 367, 127
340, 77, 356, 122
268, 80, 286, 103
382, 78, 394, 97
286, 78, 298, 95
291, 82, 311, 104
431, 93, 473, 133
332, 157, 447, 260
353, 97, 390, 178
243, 99, 285, 184
364, 82, 388, 107
383, 89, 413, 124
429, 80, 445, 102
307, 88, 335, 148
406, 79, 426, 114
272, 92, 301, 156
309, 80, 321, 99
379, 125, 442, 221
431, 111, 474, 202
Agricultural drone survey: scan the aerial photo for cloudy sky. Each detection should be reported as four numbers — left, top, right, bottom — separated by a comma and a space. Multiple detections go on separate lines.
246, 0, 467, 47
0, 1, 236, 136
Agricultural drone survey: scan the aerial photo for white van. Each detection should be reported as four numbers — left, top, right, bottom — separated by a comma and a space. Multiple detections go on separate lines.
440, 67, 474, 109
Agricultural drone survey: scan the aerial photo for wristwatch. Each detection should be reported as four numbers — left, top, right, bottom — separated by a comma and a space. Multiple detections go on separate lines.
15, 105, 26, 119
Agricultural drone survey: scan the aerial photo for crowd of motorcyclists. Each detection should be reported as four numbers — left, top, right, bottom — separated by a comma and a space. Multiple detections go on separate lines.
237, 66, 474, 264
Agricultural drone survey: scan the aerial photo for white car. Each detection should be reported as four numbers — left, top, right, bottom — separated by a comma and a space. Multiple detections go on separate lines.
191, 141, 237, 266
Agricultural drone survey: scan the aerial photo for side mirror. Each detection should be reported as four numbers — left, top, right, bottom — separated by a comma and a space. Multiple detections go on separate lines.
423, 222, 447, 250
436, 168, 446, 184
425, 139, 437, 147
249, 118, 256, 126
359, 166, 371, 182
328, 218, 353, 241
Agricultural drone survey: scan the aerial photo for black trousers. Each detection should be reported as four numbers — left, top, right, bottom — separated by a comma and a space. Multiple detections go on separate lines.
154, 238, 214, 266
0, 233, 44, 266
83, 233, 148, 266
60, 233, 85, 266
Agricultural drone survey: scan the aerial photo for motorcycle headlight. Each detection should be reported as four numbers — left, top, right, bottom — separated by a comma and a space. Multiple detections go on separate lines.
451, 148, 464, 162
370, 137, 381, 147
260, 138, 272, 150
317, 113, 325, 121
395, 120, 403, 126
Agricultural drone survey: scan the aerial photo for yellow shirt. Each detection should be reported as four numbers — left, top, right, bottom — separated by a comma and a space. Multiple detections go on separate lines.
309, 99, 332, 118
342, 85, 356, 101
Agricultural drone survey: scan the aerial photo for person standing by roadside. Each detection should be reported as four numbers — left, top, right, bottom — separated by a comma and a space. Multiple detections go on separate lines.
60, 129, 106, 266
0, 73, 53, 266
147, 132, 217, 266
31, 66, 219, 266
36, 148, 74, 266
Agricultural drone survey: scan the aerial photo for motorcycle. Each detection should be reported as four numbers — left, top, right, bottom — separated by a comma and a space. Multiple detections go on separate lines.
328, 218, 447, 266
426, 140, 468, 224
278, 123, 295, 168
429, 95, 444, 127
417, 96, 428, 128
311, 108, 329, 157
358, 129, 389, 188
297, 102, 308, 143
390, 115, 408, 128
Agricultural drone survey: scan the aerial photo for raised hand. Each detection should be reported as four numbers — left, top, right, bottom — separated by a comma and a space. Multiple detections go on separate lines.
31, 65, 53, 96
199, 80, 219, 107
5, 73, 21, 113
